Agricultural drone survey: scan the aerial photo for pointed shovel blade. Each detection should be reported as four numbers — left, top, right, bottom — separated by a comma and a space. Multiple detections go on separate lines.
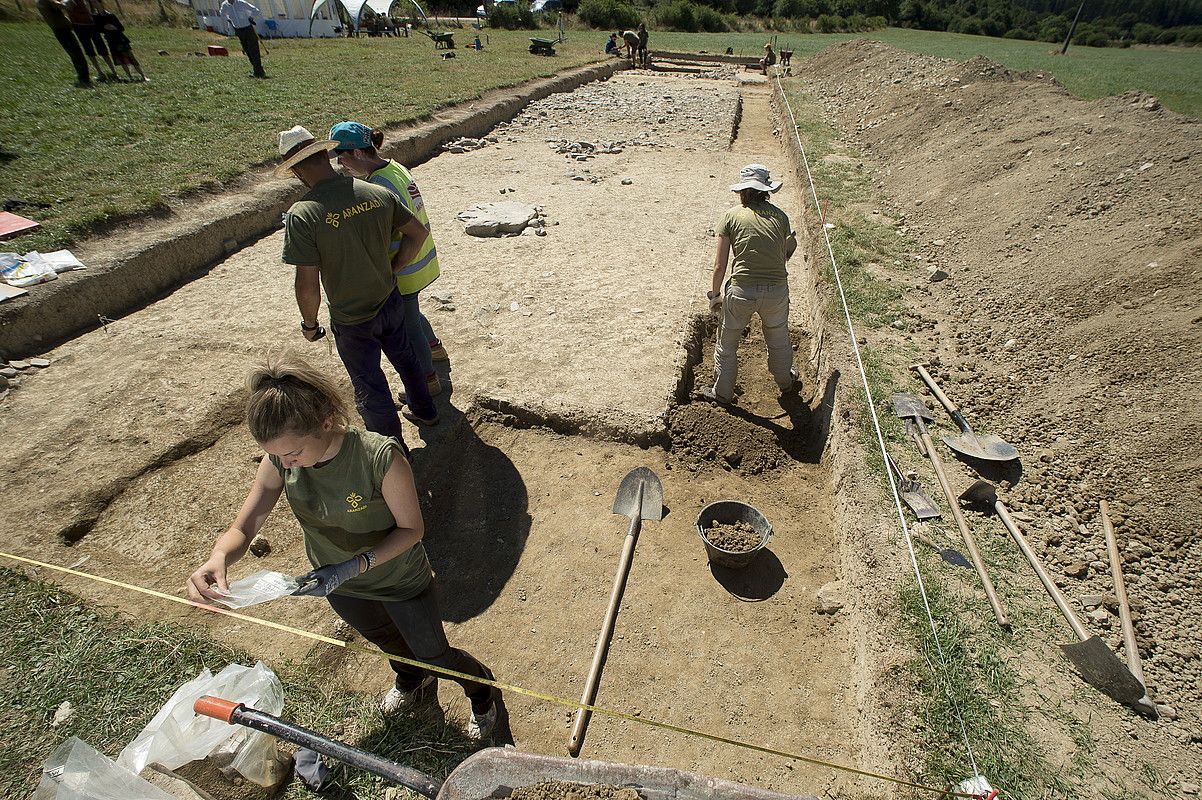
941, 431, 1020, 463
1060, 636, 1148, 708
613, 467, 663, 522
892, 393, 934, 423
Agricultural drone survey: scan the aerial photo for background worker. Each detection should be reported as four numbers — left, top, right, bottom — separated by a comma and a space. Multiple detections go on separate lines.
275, 125, 439, 436
636, 22, 649, 67
64, 0, 118, 81
329, 121, 448, 409
219, 0, 267, 78
93, 0, 148, 82
621, 28, 639, 62
759, 42, 776, 75
702, 164, 798, 404
36, 0, 91, 86
605, 32, 620, 56
185, 358, 499, 740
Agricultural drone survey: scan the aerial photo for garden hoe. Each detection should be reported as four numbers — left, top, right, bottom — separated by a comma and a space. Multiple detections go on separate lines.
911, 364, 1019, 462
1101, 500, 1159, 718
568, 467, 663, 757
892, 393, 1009, 629
960, 480, 1153, 715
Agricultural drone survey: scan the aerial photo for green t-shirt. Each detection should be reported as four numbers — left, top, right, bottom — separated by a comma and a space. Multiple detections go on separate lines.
281, 176, 414, 325
269, 428, 432, 601
716, 199, 792, 287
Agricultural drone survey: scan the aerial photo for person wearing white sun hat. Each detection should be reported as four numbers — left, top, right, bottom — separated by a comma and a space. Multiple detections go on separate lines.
701, 163, 799, 405
276, 125, 439, 442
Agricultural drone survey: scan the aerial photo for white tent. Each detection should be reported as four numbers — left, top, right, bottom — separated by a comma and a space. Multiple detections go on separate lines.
193, 0, 341, 38
310, 0, 410, 30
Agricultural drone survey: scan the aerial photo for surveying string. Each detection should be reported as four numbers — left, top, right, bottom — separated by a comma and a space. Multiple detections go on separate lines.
772, 71, 984, 783
0, 550, 973, 798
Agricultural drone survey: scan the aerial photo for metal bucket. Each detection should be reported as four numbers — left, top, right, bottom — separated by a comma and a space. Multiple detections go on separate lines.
696, 500, 773, 570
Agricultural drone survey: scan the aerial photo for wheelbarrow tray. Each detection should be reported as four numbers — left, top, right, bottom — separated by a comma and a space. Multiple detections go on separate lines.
439, 747, 817, 799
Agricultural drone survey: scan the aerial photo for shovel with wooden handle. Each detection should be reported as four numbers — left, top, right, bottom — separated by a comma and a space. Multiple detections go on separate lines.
960, 480, 1151, 713
1101, 501, 1158, 718
911, 364, 1019, 463
567, 467, 663, 758
893, 393, 1009, 629
886, 452, 941, 521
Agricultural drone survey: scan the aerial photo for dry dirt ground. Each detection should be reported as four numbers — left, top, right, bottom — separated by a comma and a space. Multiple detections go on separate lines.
0, 72, 888, 798
795, 40, 1201, 798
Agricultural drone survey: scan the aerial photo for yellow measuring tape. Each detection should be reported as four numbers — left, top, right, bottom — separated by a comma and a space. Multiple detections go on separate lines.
0, 550, 971, 798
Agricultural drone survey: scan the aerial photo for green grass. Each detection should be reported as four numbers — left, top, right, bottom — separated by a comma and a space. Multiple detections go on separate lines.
651, 27, 1202, 118
0, 567, 478, 798
0, 20, 600, 253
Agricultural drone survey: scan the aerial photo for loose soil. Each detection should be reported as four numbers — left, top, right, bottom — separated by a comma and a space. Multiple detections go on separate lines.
704, 521, 762, 552
506, 782, 639, 800
797, 39, 1202, 797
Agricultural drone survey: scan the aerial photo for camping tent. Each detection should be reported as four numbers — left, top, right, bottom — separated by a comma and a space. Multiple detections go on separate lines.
310, 0, 410, 32
193, 0, 340, 37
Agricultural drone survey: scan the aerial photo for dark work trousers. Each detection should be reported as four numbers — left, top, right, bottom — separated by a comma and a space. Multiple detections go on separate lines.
331, 288, 436, 439
53, 27, 90, 83
72, 23, 110, 59
234, 24, 266, 76
326, 581, 495, 713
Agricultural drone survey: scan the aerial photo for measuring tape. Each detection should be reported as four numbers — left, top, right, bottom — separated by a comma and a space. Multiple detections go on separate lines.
0, 552, 978, 797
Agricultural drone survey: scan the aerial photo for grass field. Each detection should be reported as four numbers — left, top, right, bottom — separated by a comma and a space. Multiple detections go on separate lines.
0, 21, 600, 253
0, 567, 478, 798
653, 27, 1202, 119
2, 17, 1198, 254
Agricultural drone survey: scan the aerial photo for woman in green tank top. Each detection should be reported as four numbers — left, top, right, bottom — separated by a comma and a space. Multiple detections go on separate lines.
185, 357, 498, 740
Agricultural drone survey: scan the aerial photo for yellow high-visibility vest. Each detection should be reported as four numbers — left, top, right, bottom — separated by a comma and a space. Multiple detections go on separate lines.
370, 160, 440, 295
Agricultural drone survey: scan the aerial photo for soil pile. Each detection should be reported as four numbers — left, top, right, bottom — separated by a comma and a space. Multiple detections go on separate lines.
800, 38, 1201, 791
704, 520, 762, 552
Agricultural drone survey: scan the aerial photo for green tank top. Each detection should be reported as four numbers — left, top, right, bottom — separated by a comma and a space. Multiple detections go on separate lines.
269, 428, 432, 601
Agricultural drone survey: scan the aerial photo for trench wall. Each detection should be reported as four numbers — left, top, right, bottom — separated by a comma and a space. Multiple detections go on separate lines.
0, 59, 626, 360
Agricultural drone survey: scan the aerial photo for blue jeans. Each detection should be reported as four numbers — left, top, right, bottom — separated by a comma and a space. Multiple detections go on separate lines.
400, 292, 437, 377
331, 289, 436, 437
327, 581, 495, 712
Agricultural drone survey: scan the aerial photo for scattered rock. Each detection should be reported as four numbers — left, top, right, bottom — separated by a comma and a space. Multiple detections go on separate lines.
816, 581, 845, 614
1157, 704, 1177, 720
1180, 782, 1198, 796
1085, 606, 1109, 624
0, 367, 16, 378
249, 535, 271, 557
9, 360, 30, 370
1064, 561, 1089, 579
457, 202, 538, 237
29, 357, 51, 368
621, 178, 633, 185
927, 267, 948, 282
1079, 594, 1103, 609
50, 701, 74, 727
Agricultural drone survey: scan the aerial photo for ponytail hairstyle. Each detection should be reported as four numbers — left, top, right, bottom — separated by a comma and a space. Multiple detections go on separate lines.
245, 357, 350, 443
738, 188, 770, 206
370, 129, 385, 150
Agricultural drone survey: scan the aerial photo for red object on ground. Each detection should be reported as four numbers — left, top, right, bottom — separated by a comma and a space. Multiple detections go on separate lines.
0, 212, 39, 240
207, 44, 230, 56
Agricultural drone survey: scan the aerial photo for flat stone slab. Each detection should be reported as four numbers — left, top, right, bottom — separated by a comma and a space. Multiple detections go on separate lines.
457, 201, 538, 236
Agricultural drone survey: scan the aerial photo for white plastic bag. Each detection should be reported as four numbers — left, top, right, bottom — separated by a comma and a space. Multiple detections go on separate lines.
0, 251, 57, 287
33, 737, 176, 800
117, 661, 284, 787
213, 570, 300, 609
27, 249, 86, 273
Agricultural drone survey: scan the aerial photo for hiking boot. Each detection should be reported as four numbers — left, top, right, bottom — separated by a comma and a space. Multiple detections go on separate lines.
465, 702, 497, 741
401, 405, 440, 427
429, 342, 449, 361
380, 675, 434, 715
696, 387, 734, 405
778, 368, 801, 395
397, 374, 443, 405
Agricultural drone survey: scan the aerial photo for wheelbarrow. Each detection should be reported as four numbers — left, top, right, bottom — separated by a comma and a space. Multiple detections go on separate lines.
529, 37, 557, 55
421, 29, 456, 48
194, 696, 816, 799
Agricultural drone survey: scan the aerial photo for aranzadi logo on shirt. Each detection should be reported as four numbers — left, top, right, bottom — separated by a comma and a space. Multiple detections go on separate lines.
345, 491, 366, 513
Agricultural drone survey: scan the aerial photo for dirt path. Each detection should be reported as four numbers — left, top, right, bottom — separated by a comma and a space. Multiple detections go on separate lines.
0, 72, 882, 797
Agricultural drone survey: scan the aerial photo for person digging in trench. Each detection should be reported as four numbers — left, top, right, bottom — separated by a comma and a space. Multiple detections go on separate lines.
329, 121, 449, 408
276, 125, 439, 436
185, 357, 500, 740
699, 164, 799, 405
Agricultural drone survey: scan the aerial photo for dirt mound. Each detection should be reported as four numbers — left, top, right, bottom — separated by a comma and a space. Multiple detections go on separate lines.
800, 37, 1201, 794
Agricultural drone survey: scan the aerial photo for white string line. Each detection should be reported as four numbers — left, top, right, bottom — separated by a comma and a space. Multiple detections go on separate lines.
774, 71, 983, 781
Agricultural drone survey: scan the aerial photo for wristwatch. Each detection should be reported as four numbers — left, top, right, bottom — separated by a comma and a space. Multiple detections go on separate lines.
300, 320, 320, 331
360, 549, 378, 572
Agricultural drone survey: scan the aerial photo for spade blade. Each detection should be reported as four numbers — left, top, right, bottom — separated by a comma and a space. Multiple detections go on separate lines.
612, 467, 663, 522
1060, 636, 1149, 708
892, 393, 934, 423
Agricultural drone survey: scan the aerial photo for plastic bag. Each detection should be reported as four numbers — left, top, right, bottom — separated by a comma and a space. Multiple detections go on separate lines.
0, 251, 57, 287
117, 661, 284, 787
213, 570, 300, 609
27, 249, 86, 273
32, 737, 176, 800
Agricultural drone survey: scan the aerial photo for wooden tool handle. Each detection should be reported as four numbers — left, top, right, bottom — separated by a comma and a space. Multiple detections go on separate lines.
995, 502, 1089, 642
911, 365, 970, 433
1101, 501, 1145, 686
919, 428, 1010, 629
568, 486, 643, 757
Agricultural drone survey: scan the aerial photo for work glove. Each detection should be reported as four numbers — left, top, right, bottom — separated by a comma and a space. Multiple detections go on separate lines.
293, 557, 363, 597
706, 290, 723, 311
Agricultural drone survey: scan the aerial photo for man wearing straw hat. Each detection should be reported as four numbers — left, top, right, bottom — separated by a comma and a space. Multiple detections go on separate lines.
275, 125, 440, 441
700, 163, 798, 405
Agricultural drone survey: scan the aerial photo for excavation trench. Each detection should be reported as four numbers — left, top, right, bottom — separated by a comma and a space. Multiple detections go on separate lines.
0, 69, 886, 798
